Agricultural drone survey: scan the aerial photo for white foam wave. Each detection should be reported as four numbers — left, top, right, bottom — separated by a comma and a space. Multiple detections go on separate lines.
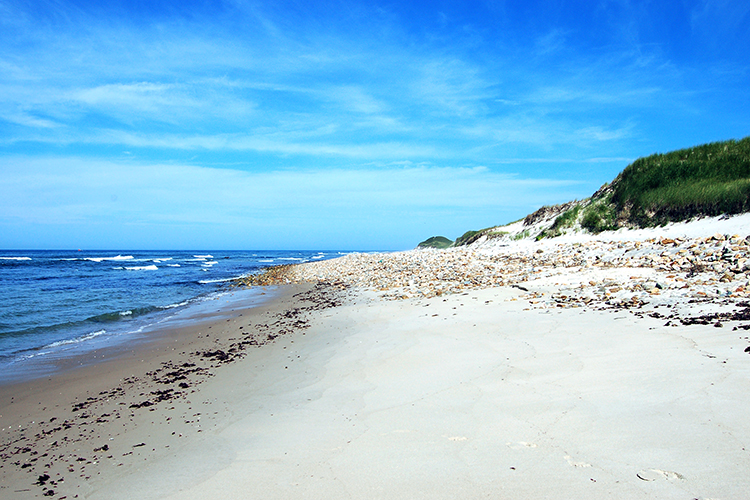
125, 265, 158, 271
152, 257, 173, 263
0, 256, 31, 261
120, 310, 132, 316
258, 259, 274, 263
198, 277, 236, 284
161, 300, 190, 309
194, 254, 213, 259
87, 255, 134, 263
19, 350, 51, 361
47, 329, 107, 348
166, 263, 181, 267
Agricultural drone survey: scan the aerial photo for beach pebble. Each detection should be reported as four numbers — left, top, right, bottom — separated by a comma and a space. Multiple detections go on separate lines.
235, 231, 749, 313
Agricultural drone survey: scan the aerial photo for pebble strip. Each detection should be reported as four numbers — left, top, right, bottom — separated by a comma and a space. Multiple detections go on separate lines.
236, 233, 750, 315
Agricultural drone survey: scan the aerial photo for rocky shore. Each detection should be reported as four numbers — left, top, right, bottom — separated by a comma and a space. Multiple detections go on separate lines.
237, 230, 750, 335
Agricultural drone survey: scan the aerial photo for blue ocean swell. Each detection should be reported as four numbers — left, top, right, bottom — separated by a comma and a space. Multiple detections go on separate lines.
0, 250, 343, 366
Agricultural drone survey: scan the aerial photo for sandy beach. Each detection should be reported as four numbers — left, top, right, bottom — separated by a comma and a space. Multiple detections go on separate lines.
4, 216, 750, 499
0, 284, 344, 499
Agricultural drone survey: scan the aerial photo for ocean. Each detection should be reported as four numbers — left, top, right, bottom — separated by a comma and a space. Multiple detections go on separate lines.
0, 249, 344, 380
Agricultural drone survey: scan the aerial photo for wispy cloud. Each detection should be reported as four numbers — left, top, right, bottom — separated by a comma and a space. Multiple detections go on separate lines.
1, 111, 59, 129
0, 1, 689, 157
534, 29, 570, 55
85, 132, 441, 159
690, 0, 750, 53
73, 81, 257, 125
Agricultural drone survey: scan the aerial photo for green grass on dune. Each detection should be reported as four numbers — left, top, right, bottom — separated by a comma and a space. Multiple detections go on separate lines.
610, 137, 750, 225
417, 236, 454, 249
636, 178, 750, 214
581, 196, 617, 233
454, 230, 482, 246
538, 205, 581, 238
453, 227, 510, 246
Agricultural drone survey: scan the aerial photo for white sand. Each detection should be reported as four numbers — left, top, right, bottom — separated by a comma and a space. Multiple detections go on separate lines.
487, 211, 750, 248
91, 286, 750, 500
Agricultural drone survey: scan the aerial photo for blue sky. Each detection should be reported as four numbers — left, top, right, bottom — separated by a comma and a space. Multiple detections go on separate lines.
1, 0, 748, 250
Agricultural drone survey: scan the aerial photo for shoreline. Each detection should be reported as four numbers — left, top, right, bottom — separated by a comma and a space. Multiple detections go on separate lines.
0, 249, 344, 378
0, 287, 276, 386
0, 282, 345, 499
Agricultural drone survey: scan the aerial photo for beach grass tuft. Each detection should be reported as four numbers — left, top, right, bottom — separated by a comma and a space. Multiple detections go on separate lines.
538, 204, 582, 238
581, 196, 618, 233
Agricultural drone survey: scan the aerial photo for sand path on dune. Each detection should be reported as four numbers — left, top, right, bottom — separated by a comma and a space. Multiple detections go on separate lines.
92, 286, 750, 500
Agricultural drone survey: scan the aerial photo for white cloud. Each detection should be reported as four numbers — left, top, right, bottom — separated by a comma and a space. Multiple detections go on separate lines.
1, 111, 59, 128
411, 57, 492, 118
528, 84, 661, 107
57, 131, 435, 159
76, 82, 176, 106
0, 0, 695, 167
330, 85, 387, 115
459, 115, 633, 148
70, 81, 257, 124
576, 124, 633, 142
534, 29, 570, 55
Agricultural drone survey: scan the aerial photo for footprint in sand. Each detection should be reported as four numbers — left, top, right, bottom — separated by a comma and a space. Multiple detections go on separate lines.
636, 469, 685, 481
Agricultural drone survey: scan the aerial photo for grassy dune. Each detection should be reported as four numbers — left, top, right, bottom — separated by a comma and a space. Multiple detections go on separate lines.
417, 236, 454, 249
610, 137, 750, 226
433, 136, 750, 246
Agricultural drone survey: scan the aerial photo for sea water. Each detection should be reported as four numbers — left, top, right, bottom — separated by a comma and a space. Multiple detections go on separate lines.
0, 250, 344, 379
